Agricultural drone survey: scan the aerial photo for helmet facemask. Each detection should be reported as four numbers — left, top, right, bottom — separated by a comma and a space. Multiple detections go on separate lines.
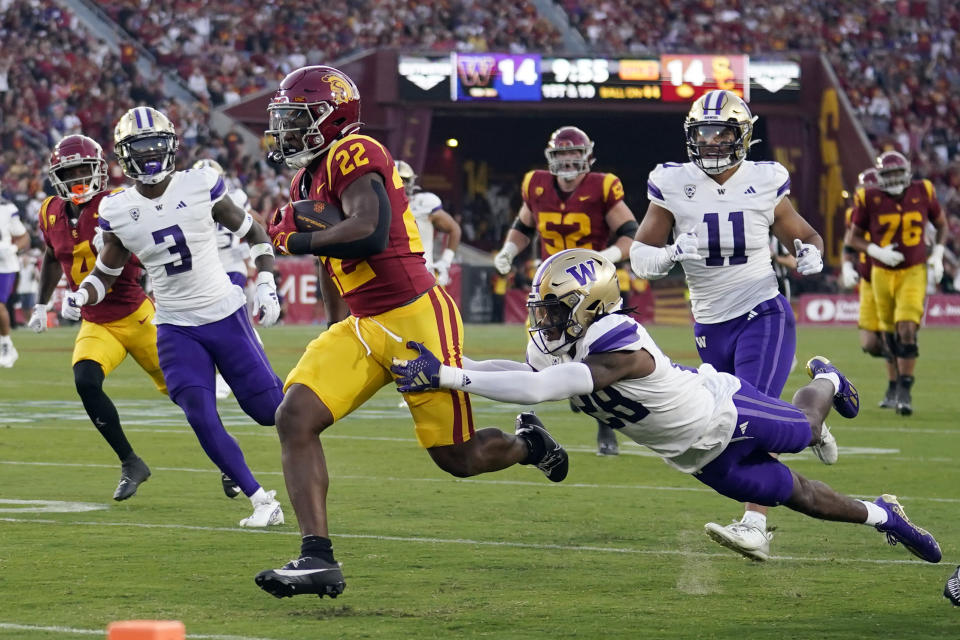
117, 133, 178, 185
528, 292, 585, 355
50, 159, 106, 205
546, 145, 591, 181
685, 121, 749, 175
879, 167, 910, 195
266, 102, 334, 169
395, 160, 419, 196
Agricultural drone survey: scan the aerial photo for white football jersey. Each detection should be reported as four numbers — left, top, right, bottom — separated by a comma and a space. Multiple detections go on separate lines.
98, 166, 245, 325
409, 191, 442, 266
0, 199, 27, 273
216, 187, 251, 275
527, 314, 740, 473
647, 161, 790, 323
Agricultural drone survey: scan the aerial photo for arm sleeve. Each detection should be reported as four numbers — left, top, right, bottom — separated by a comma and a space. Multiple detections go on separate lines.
629, 240, 673, 279
438, 361, 594, 404
461, 356, 534, 372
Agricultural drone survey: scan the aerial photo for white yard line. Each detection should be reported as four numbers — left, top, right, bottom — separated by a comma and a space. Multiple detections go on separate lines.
0, 516, 950, 567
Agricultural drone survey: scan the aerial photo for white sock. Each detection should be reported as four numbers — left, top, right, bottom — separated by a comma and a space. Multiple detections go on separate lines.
0, 335, 11, 346
740, 510, 767, 530
859, 499, 888, 526
814, 372, 841, 395
250, 487, 269, 505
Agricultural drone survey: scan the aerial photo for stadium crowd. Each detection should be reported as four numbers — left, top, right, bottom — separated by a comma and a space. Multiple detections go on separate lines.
2, 0, 960, 296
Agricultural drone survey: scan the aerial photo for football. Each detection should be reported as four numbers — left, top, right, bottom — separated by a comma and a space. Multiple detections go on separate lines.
291, 199, 345, 232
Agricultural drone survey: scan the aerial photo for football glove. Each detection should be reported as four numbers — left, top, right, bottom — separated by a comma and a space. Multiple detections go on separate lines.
253, 271, 281, 327
668, 231, 703, 263
494, 242, 518, 275
793, 238, 823, 275
867, 242, 905, 268
928, 244, 945, 283
28, 303, 47, 332
61, 289, 88, 321
266, 203, 297, 256
434, 248, 455, 287
841, 261, 860, 289
391, 341, 443, 392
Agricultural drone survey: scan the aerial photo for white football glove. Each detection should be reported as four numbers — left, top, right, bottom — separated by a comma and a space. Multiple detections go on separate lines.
434, 248, 454, 287
668, 231, 703, 263
928, 244, 945, 283
867, 242, 905, 268
494, 241, 518, 275
840, 261, 860, 289
253, 271, 281, 327
28, 303, 48, 332
793, 238, 823, 275
61, 289, 88, 322
92, 227, 104, 254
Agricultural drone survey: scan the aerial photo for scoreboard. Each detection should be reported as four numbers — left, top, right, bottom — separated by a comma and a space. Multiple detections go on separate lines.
399, 53, 801, 104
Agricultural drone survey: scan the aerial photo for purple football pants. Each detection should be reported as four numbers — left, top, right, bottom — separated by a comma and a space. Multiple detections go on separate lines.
695, 379, 813, 506
694, 293, 796, 397
157, 306, 283, 497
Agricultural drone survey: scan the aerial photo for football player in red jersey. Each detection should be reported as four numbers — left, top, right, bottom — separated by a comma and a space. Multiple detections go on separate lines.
841, 168, 899, 408
257, 65, 569, 599
845, 150, 949, 415
28, 134, 165, 501
494, 126, 638, 456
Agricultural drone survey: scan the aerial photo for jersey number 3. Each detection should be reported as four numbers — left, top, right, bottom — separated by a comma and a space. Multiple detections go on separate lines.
152, 225, 192, 275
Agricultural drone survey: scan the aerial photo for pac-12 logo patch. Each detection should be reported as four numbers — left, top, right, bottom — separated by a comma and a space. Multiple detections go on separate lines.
684, 184, 696, 199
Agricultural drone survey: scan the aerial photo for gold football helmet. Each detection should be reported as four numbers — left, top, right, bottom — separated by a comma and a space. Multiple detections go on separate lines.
192, 158, 225, 176
684, 90, 757, 175
527, 248, 622, 354
395, 160, 419, 196
114, 107, 178, 184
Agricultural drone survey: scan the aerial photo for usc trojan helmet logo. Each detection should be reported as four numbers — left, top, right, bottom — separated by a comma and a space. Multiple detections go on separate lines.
322, 73, 357, 105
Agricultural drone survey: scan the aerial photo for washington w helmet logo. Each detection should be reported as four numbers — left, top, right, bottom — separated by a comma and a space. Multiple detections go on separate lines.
565, 260, 598, 286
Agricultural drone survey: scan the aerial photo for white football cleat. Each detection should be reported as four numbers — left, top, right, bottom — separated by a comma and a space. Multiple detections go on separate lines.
0, 343, 18, 368
811, 422, 838, 465
215, 373, 232, 399
704, 520, 773, 561
240, 489, 284, 527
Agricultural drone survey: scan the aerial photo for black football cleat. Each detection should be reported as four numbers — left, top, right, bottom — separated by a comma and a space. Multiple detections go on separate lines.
944, 565, 960, 606
255, 556, 346, 599
515, 412, 568, 482
596, 423, 619, 456
896, 386, 913, 416
221, 473, 242, 499
113, 456, 151, 501
879, 386, 897, 409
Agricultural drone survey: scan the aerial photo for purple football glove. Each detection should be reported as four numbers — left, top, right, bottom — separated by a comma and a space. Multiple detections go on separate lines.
391, 341, 442, 392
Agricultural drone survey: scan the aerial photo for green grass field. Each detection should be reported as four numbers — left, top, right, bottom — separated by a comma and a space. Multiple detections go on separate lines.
1, 323, 958, 639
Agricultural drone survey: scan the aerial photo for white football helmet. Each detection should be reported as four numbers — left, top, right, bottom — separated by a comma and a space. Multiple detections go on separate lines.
114, 107, 179, 184
684, 90, 758, 175
527, 248, 622, 354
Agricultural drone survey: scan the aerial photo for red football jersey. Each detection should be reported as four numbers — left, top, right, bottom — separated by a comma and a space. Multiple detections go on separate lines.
38, 194, 146, 323
844, 206, 871, 281
289, 133, 435, 317
521, 169, 625, 259
851, 180, 943, 270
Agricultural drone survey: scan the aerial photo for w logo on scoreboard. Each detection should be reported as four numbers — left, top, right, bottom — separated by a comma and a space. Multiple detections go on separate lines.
457, 56, 496, 86
565, 261, 598, 286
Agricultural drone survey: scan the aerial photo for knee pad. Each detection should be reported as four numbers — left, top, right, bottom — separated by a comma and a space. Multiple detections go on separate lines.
73, 360, 105, 398
896, 341, 918, 359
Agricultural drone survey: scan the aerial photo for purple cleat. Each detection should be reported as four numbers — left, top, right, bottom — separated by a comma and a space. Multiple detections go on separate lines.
806, 356, 859, 419
874, 494, 941, 563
